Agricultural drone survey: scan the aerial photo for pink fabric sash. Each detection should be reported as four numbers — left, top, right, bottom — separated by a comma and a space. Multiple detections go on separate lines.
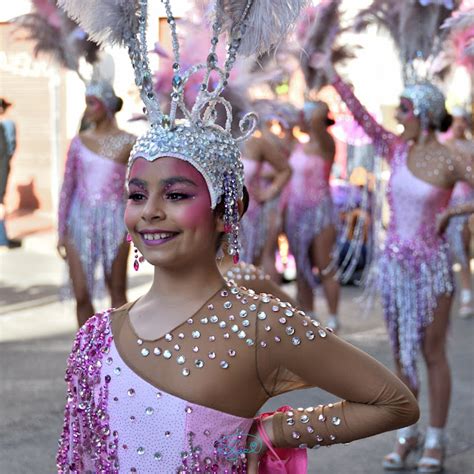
256, 406, 308, 473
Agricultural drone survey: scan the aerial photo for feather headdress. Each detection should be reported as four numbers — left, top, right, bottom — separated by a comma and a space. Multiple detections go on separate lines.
353, 0, 461, 82
298, 1, 355, 92
59, 0, 307, 262
441, 9, 474, 71
13, 0, 99, 77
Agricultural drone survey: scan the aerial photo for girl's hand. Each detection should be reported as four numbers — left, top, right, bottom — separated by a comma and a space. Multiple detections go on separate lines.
246, 416, 273, 473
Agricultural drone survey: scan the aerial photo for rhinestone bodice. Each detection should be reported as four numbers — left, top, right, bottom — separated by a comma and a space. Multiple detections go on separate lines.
387, 144, 452, 245
57, 283, 419, 472
284, 145, 332, 207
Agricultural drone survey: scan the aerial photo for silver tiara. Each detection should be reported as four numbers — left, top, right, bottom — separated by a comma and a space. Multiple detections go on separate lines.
59, 0, 307, 260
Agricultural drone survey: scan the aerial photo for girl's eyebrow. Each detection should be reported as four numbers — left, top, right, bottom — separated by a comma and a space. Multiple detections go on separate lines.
128, 178, 148, 189
160, 176, 197, 187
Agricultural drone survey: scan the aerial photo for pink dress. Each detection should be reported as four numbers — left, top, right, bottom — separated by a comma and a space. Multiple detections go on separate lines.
333, 77, 454, 387
239, 157, 280, 263
446, 181, 474, 266
56, 284, 418, 473
284, 144, 336, 288
58, 137, 128, 296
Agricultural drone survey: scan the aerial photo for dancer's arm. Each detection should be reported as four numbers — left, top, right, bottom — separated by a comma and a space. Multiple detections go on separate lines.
57, 137, 79, 241
253, 133, 292, 203
317, 56, 398, 160
256, 309, 419, 449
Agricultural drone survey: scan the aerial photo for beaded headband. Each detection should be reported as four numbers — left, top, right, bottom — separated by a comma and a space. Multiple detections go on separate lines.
85, 80, 121, 114
59, 0, 306, 261
401, 82, 447, 130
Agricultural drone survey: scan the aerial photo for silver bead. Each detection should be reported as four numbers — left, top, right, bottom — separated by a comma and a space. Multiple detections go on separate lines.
291, 336, 301, 346
137, 447, 145, 455
182, 368, 190, 376
257, 311, 267, 320
318, 414, 326, 422
318, 329, 327, 338
292, 431, 301, 440
208, 352, 216, 359
332, 416, 341, 426
177, 355, 186, 365
286, 326, 295, 335
195, 359, 204, 368
238, 330, 246, 339
240, 310, 248, 318
165, 333, 173, 341
153, 347, 161, 356
220, 361, 229, 369
306, 331, 315, 340
192, 330, 201, 339
145, 407, 154, 415
163, 350, 172, 359
141, 348, 150, 357
154, 452, 162, 461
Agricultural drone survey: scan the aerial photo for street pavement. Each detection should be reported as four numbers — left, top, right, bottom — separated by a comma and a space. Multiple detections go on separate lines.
1, 231, 473, 474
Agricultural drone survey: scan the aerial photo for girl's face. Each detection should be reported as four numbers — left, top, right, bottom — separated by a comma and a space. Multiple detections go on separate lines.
125, 157, 222, 269
84, 95, 107, 123
451, 116, 468, 139
396, 98, 421, 140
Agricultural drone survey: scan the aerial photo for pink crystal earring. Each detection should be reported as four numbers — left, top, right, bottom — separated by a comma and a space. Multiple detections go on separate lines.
127, 233, 144, 271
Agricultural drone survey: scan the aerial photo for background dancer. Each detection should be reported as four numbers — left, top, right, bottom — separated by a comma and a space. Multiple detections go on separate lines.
57, 81, 135, 327
284, 100, 341, 331
444, 107, 474, 318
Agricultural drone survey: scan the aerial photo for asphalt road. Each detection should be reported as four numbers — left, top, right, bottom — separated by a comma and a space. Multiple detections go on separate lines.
1, 234, 473, 473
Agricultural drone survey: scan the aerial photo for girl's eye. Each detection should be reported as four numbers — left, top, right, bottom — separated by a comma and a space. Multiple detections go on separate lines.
128, 192, 146, 202
166, 192, 191, 201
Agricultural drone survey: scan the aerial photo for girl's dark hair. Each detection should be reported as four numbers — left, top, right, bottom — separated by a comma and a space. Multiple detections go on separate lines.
325, 117, 336, 127
113, 97, 124, 114
438, 113, 453, 133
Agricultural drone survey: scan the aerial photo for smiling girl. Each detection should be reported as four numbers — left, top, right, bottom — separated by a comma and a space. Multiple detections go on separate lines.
56, 0, 419, 472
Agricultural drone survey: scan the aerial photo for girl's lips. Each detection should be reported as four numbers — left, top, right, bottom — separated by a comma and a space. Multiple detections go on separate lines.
139, 231, 178, 246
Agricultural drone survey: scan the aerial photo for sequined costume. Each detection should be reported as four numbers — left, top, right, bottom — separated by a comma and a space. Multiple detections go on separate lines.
333, 76, 454, 386
58, 135, 134, 296
224, 261, 297, 307
57, 282, 417, 472
283, 144, 337, 289
239, 158, 281, 264
446, 181, 474, 266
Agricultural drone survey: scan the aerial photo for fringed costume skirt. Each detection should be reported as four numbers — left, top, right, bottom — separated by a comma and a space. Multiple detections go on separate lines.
66, 196, 127, 297
240, 195, 280, 264
285, 193, 337, 289
379, 240, 454, 388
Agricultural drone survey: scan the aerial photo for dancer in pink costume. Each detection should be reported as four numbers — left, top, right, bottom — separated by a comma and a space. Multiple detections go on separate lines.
57, 81, 135, 327
56, 0, 419, 472
318, 54, 474, 471
284, 101, 341, 331
239, 100, 295, 279
444, 107, 474, 318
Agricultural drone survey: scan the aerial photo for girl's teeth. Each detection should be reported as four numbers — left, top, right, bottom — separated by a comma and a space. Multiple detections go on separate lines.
144, 233, 172, 240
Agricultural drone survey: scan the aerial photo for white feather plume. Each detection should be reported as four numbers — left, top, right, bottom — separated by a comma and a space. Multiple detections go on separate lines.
57, 0, 140, 46
215, 0, 308, 56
